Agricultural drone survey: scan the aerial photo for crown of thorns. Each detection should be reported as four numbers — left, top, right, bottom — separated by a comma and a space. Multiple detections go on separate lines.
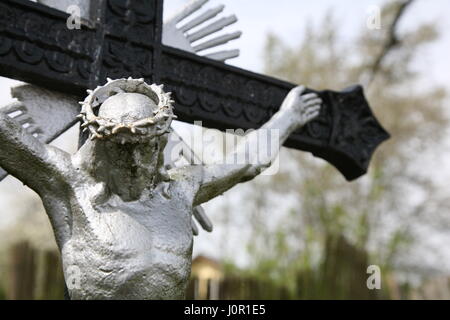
77, 78, 176, 140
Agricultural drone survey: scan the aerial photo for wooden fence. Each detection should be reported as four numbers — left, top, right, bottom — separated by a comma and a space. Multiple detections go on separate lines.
1, 236, 396, 300
186, 234, 386, 300
2, 241, 65, 300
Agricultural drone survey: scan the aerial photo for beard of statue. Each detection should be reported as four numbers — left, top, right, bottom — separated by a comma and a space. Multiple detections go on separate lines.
79, 93, 170, 202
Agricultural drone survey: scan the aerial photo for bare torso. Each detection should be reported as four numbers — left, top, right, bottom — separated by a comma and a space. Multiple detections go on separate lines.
56, 167, 197, 300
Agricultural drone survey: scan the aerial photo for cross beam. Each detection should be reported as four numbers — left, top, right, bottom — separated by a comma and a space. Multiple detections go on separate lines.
0, 0, 389, 180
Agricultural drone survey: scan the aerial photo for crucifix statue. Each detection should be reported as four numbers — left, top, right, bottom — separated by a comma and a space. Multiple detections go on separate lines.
0, 0, 389, 299
0, 77, 321, 299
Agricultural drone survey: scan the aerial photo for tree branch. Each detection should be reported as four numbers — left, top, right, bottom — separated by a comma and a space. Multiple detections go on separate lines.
366, 0, 415, 87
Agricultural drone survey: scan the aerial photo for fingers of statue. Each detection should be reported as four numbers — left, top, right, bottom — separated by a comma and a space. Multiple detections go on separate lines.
301, 99, 321, 125
281, 85, 306, 111
306, 110, 320, 122
303, 96, 321, 113
305, 98, 322, 107
282, 87, 321, 126
288, 86, 305, 103
301, 93, 318, 102
292, 85, 306, 96
305, 105, 321, 116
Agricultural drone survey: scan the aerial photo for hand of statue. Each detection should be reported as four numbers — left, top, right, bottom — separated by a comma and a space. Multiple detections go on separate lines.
280, 85, 322, 127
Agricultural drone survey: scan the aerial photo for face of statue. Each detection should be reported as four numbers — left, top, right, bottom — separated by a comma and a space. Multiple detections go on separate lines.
82, 91, 172, 200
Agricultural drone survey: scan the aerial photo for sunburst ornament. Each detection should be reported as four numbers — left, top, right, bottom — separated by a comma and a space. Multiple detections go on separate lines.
78, 78, 177, 141
163, 0, 242, 62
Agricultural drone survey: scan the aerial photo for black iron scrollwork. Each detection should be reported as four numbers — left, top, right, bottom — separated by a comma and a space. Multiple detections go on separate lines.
0, 0, 389, 180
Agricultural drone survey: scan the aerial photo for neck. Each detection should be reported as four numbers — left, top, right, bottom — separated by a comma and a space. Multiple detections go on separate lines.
79, 138, 167, 202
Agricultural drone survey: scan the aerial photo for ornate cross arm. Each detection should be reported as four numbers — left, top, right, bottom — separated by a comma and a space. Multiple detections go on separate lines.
159, 47, 390, 181
0, 0, 390, 181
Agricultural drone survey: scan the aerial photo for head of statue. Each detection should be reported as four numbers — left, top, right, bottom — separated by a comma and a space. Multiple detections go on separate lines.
78, 78, 175, 146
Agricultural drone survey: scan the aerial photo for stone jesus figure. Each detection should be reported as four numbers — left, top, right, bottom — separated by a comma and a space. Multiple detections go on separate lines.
0, 78, 321, 299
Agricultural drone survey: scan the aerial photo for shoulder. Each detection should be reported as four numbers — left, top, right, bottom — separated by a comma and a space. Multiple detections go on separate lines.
168, 165, 204, 189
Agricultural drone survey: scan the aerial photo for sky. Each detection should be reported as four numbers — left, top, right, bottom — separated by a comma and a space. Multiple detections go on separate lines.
164, 0, 450, 89
0, 0, 449, 266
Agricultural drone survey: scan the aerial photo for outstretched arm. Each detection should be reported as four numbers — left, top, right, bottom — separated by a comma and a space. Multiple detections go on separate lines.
193, 86, 321, 206
0, 106, 72, 195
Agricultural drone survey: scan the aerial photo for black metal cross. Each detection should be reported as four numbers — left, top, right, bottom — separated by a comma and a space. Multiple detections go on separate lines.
0, 0, 389, 180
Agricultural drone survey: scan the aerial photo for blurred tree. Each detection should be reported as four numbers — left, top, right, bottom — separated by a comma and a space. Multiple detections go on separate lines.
221, 0, 449, 298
